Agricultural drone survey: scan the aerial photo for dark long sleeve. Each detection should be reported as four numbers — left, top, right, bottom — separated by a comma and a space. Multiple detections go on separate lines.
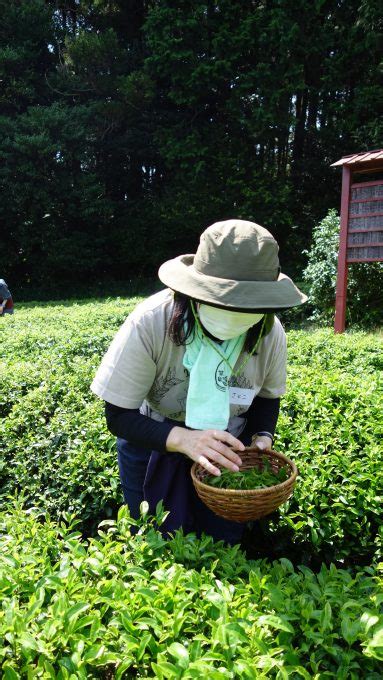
105, 396, 280, 453
244, 396, 280, 439
104, 401, 176, 452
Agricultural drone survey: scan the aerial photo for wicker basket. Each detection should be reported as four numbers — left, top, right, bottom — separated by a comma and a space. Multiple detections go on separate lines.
191, 444, 298, 522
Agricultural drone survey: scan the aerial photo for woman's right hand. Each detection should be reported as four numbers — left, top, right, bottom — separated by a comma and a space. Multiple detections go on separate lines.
166, 426, 244, 476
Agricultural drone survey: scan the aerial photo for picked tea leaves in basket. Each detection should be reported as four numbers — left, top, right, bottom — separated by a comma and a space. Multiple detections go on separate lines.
191, 442, 298, 522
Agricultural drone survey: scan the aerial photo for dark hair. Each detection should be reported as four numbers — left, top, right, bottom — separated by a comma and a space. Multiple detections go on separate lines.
168, 292, 274, 352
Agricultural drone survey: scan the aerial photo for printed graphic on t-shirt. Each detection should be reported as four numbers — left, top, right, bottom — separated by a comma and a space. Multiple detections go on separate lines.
215, 361, 228, 392
148, 366, 185, 408
167, 391, 188, 421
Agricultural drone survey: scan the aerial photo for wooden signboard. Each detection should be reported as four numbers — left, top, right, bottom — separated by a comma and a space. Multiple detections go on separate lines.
331, 150, 383, 333
348, 180, 383, 262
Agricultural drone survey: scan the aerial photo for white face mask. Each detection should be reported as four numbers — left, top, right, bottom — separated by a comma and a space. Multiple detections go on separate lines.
198, 304, 264, 340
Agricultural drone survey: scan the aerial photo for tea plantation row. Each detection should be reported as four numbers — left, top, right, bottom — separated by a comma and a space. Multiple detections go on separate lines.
0, 503, 382, 678
0, 298, 382, 677
1, 299, 381, 565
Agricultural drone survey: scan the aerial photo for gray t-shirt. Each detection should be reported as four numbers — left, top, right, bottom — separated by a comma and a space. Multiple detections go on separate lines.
0, 279, 11, 301
91, 289, 287, 422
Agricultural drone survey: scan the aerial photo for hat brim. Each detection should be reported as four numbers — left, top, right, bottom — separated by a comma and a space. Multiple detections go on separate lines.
158, 254, 307, 310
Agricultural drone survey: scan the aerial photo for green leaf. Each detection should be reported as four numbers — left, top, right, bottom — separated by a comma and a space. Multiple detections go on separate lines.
167, 642, 189, 668
361, 612, 380, 632
257, 615, 294, 634
117, 505, 131, 521
3, 667, 20, 680
320, 602, 333, 632
151, 661, 180, 678
65, 603, 90, 623
137, 632, 153, 661
83, 645, 105, 663
212, 622, 248, 649
41, 660, 56, 678
341, 616, 361, 644
365, 626, 383, 660
276, 668, 290, 680
115, 659, 135, 680
19, 632, 40, 654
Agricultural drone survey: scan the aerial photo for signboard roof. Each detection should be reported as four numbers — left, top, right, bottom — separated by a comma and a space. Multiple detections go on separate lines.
331, 149, 383, 166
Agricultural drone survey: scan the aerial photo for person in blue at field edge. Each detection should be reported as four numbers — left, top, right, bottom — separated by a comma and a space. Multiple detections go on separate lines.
91, 219, 307, 545
0, 279, 14, 316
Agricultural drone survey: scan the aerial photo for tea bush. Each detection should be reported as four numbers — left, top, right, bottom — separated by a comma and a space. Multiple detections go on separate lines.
0, 299, 137, 535
272, 329, 383, 565
0, 299, 382, 562
0, 502, 382, 679
302, 208, 383, 327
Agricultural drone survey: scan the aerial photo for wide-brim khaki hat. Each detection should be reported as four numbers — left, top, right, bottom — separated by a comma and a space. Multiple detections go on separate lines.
158, 219, 307, 310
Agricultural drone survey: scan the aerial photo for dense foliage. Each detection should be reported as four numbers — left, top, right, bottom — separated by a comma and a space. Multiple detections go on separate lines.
0, 503, 382, 678
1, 298, 382, 567
1, 296, 382, 677
302, 209, 383, 327
0, 0, 382, 289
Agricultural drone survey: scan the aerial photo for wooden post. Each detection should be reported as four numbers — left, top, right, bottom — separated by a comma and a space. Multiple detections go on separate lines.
334, 165, 351, 333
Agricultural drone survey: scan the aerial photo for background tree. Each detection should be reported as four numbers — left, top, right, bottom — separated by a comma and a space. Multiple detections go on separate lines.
0, 0, 381, 296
